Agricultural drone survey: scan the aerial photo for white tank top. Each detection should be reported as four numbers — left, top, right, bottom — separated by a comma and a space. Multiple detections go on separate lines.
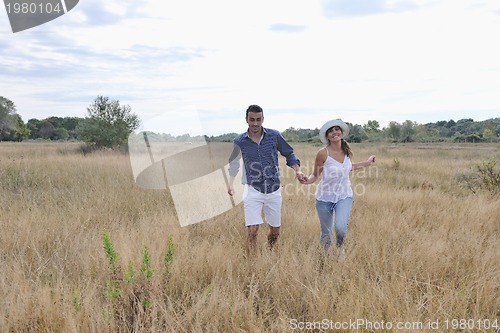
315, 148, 353, 203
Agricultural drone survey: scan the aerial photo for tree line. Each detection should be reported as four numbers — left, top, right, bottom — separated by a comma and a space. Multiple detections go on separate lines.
141, 118, 500, 144
280, 118, 500, 143
1, 95, 499, 148
0, 95, 139, 149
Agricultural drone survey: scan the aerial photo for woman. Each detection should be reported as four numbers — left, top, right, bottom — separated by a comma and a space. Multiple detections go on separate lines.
300, 119, 376, 259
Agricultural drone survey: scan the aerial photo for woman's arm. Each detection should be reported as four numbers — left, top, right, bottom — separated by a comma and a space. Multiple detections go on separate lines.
300, 148, 327, 184
351, 155, 376, 171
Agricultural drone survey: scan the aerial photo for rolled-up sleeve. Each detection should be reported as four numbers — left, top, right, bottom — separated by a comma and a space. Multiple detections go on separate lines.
277, 134, 300, 167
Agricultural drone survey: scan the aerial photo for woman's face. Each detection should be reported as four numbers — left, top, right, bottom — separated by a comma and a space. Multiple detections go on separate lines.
326, 126, 343, 142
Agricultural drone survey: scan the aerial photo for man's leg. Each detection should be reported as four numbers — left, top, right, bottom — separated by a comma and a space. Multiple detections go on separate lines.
263, 188, 282, 251
267, 226, 280, 250
244, 185, 265, 257
247, 225, 259, 256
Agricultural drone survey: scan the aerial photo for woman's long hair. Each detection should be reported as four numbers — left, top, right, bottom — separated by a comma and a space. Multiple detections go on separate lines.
341, 138, 353, 159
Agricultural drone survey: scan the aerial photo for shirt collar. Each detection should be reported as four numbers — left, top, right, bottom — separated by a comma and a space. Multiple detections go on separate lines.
243, 127, 267, 139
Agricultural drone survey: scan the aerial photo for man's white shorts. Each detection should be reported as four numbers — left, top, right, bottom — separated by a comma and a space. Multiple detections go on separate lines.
242, 184, 282, 227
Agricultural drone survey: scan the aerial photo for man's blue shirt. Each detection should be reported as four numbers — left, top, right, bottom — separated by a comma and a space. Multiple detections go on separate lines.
228, 128, 300, 194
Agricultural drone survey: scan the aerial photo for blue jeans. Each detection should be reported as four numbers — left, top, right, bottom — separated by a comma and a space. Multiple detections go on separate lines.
315, 197, 353, 250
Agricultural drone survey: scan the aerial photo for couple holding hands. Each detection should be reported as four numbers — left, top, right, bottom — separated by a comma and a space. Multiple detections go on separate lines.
227, 105, 376, 258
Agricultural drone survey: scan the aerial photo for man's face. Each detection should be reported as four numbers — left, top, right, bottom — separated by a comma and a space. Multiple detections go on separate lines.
246, 111, 264, 134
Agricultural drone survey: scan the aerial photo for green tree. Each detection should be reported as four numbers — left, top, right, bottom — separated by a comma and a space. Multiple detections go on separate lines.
363, 120, 385, 142
363, 120, 380, 133
415, 124, 440, 142
39, 120, 55, 139
1, 114, 30, 141
53, 127, 69, 140
385, 121, 402, 142
445, 120, 456, 128
348, 124, 368, 143
61, 117, 81, 139
13, 114, 30, 141
0, 96, 17, 141
455, 118, 474, 135
483, 128, 494, 142
46, 116, 64, 128
76, 95, 140, 149
27, 118, 42, 139
401, 120, 417, 142
282, 127, 300, 142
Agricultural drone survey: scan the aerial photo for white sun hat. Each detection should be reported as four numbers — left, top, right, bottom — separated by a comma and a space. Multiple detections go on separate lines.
319, 119, 349, 144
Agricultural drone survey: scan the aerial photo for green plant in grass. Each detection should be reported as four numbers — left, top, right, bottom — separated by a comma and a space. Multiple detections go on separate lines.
102, 228, 122, 304
102, 228, 119, 272
141, 246, 154, 280
104, 280, 121, 301
164, 235, 174, 273
100, 228, 175, 328
72, 288, 82, 313
124, 261, 135, 284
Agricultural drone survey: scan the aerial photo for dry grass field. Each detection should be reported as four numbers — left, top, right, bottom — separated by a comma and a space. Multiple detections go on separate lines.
0, 141, 499, 332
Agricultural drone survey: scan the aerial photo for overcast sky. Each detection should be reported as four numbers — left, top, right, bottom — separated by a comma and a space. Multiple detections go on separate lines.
1, 0, 499, 136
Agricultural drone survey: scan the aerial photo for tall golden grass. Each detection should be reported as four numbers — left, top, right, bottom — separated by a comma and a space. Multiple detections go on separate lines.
0, 141, 498, 332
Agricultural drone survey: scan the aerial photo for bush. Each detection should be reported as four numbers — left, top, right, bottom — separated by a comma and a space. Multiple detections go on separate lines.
459, 157, 500, 194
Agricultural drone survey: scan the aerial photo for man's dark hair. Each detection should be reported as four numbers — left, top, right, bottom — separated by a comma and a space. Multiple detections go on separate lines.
246, 105, 263, 118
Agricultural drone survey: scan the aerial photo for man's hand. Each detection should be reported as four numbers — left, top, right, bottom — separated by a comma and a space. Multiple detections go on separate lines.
227, 185, 235, 196
298, 175, 309, 184
295, 170, 306, 182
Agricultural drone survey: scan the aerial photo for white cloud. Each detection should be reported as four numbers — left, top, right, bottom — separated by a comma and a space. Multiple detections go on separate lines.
0, 0, 498, 134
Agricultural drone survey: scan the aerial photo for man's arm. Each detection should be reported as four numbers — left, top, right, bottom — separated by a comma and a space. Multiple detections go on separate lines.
276, 133, 305, 181
227, 175, 236, 196
291, 164, 306, 181
227, 143, 241, 196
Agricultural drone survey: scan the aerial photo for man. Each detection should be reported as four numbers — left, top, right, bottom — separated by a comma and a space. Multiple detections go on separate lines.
227, 105, 305, 256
